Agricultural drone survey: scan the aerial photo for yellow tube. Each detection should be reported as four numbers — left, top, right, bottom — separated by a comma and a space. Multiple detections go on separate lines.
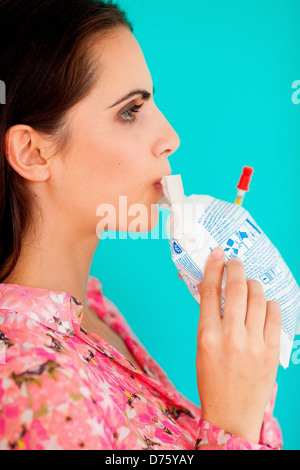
235, 196, 243, 205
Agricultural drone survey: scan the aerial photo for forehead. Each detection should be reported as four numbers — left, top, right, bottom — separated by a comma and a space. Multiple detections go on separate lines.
91, 26, 153, 99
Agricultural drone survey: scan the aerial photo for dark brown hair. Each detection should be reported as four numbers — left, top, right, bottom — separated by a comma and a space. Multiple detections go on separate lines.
0, 0, 133, 283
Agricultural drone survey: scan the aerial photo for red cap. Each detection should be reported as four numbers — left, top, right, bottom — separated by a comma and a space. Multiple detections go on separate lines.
236, 166, 254, 192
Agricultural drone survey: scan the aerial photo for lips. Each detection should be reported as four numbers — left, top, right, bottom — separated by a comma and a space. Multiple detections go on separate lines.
154, 173, 172, 184
153, 181, 164, 197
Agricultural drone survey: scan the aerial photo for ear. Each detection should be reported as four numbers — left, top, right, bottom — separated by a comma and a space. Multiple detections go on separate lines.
4, 125, 52, 182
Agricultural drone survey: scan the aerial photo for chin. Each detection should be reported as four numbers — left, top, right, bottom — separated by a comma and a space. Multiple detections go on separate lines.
126, 204, 159, 233
96, 200, 160, 235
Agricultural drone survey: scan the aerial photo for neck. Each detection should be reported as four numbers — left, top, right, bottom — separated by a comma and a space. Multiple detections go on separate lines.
3, 221, 100, 310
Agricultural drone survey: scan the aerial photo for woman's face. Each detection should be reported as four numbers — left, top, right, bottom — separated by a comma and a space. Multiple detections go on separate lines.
48, 25, 180, 237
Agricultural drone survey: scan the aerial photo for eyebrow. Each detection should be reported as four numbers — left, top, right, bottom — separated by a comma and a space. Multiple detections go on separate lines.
107, 87, 155, 108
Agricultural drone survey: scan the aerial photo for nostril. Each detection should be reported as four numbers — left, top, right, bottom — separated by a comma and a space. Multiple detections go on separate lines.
161, 149, 173, 158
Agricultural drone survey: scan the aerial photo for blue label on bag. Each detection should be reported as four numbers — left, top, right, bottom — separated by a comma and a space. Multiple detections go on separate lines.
173, 242, 182, 254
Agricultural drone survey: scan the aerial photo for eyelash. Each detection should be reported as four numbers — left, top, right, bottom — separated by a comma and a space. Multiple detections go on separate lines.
120, 103, 144, 124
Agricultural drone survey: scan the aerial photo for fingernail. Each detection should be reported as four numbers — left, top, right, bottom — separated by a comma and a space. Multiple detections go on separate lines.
211, 246, 224, 259
228, 256, 242, 263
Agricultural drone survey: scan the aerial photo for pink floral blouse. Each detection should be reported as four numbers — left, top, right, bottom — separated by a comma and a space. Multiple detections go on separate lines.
0, 275, 283, 450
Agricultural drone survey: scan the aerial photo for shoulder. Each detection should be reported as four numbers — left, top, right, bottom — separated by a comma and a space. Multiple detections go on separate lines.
0, 308, 77, 383
0, 309, 115, 450
0, 308, 90, 402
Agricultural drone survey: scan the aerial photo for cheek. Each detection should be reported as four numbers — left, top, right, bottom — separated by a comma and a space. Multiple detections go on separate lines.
93, 152, 151, 208
65, 123, 158, 233
69, 113, 151, 196
69, 135, 134, 200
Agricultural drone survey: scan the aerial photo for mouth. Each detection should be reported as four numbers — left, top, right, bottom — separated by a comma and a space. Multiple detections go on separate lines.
153, 181, 164, 197
153, 173, 171, 197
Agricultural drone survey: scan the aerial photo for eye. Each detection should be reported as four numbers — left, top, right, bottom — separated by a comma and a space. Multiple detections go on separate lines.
120, 103, 144, 124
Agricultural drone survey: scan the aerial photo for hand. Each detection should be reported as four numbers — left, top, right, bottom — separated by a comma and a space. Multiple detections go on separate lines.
194, 247, 281, 444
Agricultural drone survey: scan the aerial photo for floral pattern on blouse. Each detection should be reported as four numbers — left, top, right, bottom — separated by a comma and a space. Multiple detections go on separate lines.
0, 276, 283, 450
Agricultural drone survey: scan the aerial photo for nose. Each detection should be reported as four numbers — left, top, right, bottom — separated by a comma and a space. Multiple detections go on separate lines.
152, 110, 181, 159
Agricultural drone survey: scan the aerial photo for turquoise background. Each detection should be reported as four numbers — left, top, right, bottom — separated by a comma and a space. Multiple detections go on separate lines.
91, 0, 300, 449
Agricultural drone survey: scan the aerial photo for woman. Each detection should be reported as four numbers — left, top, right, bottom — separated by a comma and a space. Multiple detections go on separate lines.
0, 0, 283, 450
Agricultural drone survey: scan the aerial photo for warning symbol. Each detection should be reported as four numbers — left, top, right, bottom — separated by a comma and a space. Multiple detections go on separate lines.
224, 237, 243, 258
223, 218, 262, 258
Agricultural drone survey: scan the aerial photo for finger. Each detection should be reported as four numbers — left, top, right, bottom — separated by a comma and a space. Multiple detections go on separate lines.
198, 247, 225, 328
197, 282, 203, 295
223, 257, 247, 326
245, 279, 267, 338
264, 300, 282, 351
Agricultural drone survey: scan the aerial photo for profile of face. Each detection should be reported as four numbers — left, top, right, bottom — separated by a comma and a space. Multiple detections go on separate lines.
6, 26, 180, 239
